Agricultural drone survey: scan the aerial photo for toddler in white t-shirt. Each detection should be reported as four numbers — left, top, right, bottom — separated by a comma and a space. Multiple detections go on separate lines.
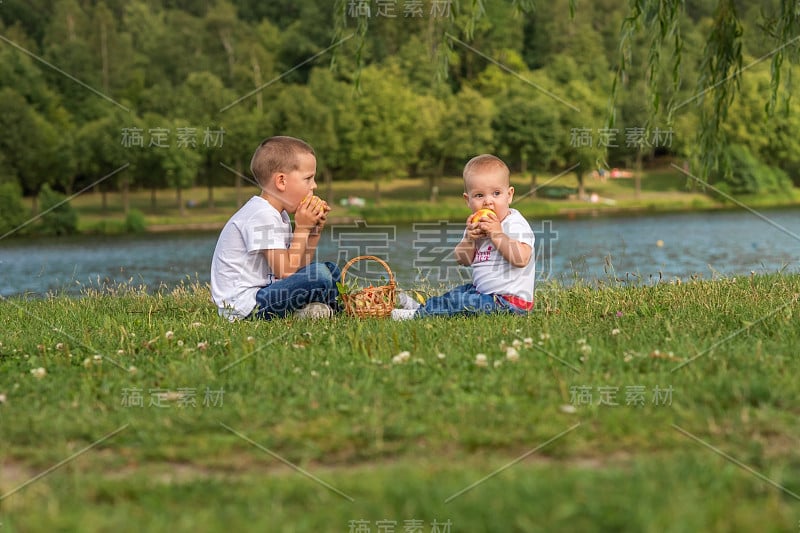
393, 154, 535, 320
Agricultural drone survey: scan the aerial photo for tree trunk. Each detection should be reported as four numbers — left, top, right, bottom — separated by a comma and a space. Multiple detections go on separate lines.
66, 14, 75, 42
122, 179, 129, 215
220, 31, 235, 80
100, 20, 109, 93
177, 187, 185, 216
252, 56, 263, 113
635, 151, 643, 200
208, 180, 214, 210
373, 180, 381, 205
324, 167, 333, 204
235, 157, 244, 206
529, 172, 537, 198
428, 175, 439, 203
577, 173, 585, 199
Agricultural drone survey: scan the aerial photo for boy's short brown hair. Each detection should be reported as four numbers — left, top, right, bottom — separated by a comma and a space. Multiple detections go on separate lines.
250, 136, 315, 187
463, 154, 510, 187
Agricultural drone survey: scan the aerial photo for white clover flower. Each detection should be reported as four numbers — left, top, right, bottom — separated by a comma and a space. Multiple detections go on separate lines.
577, 338, 587, 345
310, 370, 319, 377
475, 353, 488, 367
493, 360, 503, 368
177, 340, 184, 347
611, 328, 621, 336
190, 322, 203, 328
117, 349, 125, 355
30, 367, 46, 379
512, 339, 522, 349
523, 337, 533, 347
560, 404, 577, 414
505, 347, 520, 362
392, 351, 411, 364
128, 366, 138, 375
165, 331, 174, 340
437, 352, 446, 360
197, 341, 209, 351
580, 344, 592, 355
83, 357, 92, 369
55, 343, 64, 351
540, 333, 551, 341
246, 336, 255, 343
0, 393, 6, 404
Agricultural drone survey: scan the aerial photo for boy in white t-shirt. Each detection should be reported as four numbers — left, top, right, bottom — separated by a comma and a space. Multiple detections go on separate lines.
210, 136, 339, 320
393, 154, 535, 319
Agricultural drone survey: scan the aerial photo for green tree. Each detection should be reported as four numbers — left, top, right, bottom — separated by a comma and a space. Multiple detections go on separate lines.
0, 182, 29, 238
0, 88, 73, 212
436, 86, 495, 179
719, 144, 792, 196
347, 66, 420, 203
269, 83, 339, 203
492, 83, 560, 193
75, 109, 132, 213
176, 71, 235, 209
37, 183, 78, 235
307, 68, 364, 201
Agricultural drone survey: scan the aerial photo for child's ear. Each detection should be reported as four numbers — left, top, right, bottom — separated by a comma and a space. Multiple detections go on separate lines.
463, 192, 469, 205
508, 186, 515, 200
273, 172, 287, 192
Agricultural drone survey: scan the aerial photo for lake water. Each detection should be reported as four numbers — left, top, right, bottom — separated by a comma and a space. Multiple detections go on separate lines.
1, 208, 798, 297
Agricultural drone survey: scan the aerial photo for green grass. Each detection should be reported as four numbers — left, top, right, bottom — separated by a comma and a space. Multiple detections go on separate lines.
1, 275, 799, 531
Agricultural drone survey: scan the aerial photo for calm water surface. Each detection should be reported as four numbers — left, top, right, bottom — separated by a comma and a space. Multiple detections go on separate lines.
1, 208, 798, 297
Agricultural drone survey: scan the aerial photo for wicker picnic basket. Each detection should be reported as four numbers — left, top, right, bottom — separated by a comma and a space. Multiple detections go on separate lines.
340, 255, 396, 318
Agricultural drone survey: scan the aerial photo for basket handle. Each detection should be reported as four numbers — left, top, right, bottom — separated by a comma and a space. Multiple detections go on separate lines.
340, 255, 395, 286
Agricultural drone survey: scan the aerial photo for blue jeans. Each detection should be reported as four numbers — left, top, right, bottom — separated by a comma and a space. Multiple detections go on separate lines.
415, 283, 529, 318
252, 261, 340, 319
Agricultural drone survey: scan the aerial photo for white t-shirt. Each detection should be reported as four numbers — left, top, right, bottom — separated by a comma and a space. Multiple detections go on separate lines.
470, 208, 536, 302
210, 196, 292, 320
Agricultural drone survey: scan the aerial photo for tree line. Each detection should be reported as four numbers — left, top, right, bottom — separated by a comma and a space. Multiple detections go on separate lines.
0, 0, 797, 226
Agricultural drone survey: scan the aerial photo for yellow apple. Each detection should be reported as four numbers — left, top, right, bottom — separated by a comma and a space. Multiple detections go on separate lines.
469, 208, 495, 224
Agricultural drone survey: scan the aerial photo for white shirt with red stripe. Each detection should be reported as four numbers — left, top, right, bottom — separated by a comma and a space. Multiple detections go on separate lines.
469, 208, 535, 306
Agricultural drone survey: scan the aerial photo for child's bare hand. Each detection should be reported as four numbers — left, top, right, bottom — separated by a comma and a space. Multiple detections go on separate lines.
477, 212, 502, 238
296, 194, 329, 230
465, 211, 500, 240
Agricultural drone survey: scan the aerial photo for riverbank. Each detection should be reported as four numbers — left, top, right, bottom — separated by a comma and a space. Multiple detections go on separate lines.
55, 167, 800, 235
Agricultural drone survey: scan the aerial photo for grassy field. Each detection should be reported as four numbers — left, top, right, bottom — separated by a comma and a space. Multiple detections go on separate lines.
1, 275, 799, 531
62, 166, 800, 233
